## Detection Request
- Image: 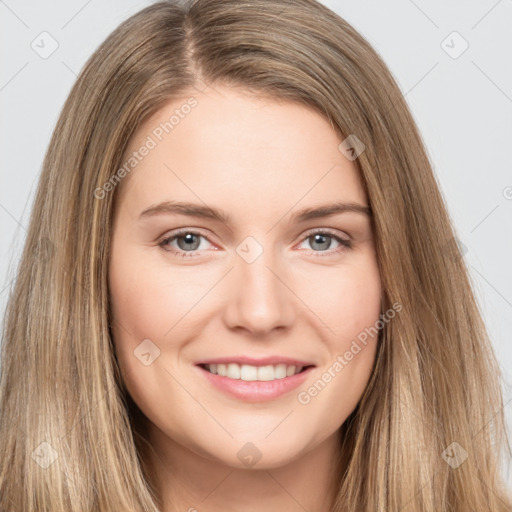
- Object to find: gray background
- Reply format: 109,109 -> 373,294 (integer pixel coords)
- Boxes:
1,0 -> 511,487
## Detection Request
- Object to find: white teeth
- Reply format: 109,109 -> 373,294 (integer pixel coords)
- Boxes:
226,363 -> 241,379
204,363 -> 306,381
274,364 -> 287,379
240,364 -> 258,381
258,365 -> 275,381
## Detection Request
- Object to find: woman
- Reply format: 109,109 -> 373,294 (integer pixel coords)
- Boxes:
0,0 -> 510,510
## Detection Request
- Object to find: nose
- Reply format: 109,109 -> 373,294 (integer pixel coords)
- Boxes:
222,241 -> 296,336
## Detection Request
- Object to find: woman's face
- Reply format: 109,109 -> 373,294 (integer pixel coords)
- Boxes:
109,85 -> 382,470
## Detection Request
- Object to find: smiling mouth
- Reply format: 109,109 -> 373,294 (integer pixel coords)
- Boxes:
198,363 -> 313,382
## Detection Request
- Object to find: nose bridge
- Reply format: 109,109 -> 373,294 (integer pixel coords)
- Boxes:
223,235 -> 295,334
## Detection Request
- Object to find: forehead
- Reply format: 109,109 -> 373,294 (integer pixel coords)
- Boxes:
116,86 -> 367,215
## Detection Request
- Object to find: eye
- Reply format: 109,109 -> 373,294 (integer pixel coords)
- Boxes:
158,230 -> 214,258
157,228 -> 352,259
297,229 -> 352,256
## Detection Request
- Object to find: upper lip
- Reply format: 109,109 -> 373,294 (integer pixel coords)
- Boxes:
195,356 -> 315,367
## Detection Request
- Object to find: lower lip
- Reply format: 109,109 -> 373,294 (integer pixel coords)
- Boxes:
196,365 -> 314,402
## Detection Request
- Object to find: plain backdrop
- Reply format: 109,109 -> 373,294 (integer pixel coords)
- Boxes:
1,0 -> 511,486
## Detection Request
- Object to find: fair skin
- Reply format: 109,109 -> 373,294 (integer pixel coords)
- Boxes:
109,85 -> 382,512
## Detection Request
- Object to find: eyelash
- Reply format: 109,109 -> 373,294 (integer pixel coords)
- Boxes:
157,228 -> 352,258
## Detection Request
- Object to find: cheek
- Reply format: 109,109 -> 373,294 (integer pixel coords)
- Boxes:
108,249 -> 205,343
107,247 -> 219,406
294,257 -> 381,421
108,250 -> 191,420
108,246 -> 174,384
333,262 -> 382,376
300,256 -> 382,343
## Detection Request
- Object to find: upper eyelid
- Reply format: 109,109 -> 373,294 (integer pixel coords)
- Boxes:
301,226 -> 350,239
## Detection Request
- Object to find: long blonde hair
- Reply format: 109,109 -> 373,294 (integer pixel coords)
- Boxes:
1,0 -> 510,510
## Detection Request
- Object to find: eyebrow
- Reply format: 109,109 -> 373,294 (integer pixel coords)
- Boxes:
138,200 -> 372,225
